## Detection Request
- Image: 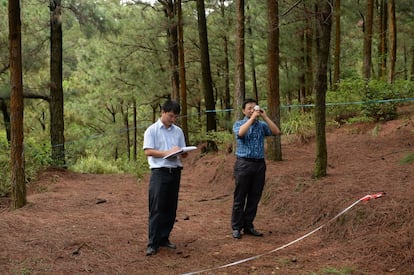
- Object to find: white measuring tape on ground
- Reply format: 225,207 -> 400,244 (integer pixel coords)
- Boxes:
182,192 -> 385,275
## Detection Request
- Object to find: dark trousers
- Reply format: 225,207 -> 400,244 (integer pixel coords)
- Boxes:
231,158 -> 266,231
148,169 -> 181,248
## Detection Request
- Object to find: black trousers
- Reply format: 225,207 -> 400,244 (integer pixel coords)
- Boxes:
231,158 -> 266,231
147,169 -> 181,248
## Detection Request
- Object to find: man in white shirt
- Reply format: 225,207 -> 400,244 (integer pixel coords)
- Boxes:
143,100 -> 188,256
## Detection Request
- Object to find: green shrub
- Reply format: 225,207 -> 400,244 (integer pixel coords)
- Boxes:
70,148 -> 149,178
71,155 -> 122,174
392,79 -> 414,99
361,80 -> 398,121
326,78 -> 412,123
281,110 -> 314,143
326,79 -> 364,124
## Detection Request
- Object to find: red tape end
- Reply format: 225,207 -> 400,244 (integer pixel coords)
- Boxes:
360,192 -> 386,202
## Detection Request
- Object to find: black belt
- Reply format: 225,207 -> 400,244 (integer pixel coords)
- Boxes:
151,167 -> 183,173
238,157 -> 265,163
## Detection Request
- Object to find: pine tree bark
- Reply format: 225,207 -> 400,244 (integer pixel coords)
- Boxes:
362,0 -> 374,80
246,4 -> 258,101
313,0 -> 333,179
377,0 -> 387,79
266,0 -> 282,161
121,104 -> 130,161
133,99 -> 137,161
177,0 -> 189,143
9,0 -> 27,209
50,0 -> 65,166
411,45 -> 414,81
163,0 -> 179,100
387,0 -> 396,83
233,0 -> 245,122
333,0 -> 341,87
0,98 -> 11,143
219,0 -> 231,132
196,0 -> 216,133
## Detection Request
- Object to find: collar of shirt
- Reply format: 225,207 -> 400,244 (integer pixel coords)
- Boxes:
156,119 -> 176,130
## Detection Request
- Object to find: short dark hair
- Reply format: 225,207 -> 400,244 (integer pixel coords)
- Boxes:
242,98 -> 257,109
162,100 -> 181,114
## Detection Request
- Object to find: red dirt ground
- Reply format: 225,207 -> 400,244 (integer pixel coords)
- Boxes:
1,105 -> 413,275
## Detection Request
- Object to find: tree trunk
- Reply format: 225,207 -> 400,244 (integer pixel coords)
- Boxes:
411,45 -> 414,81
403,42 -> 408,80
0,98 -> 11,143
298,32 -> 306,113
387,0 -> 396,83
196,0 -> 216,133
305,21 -> 313,99
233,0 -> 245,122
50,0 -> 65,166
163,0 -> 179,100
333,0 -> 340,88
220,0 -> 231,132
362,0 -> 374,80
9,0 -> 26,209
266,0 -> 281,161
313,0 -> 332,179
133,99 -> 137,161
177,0 -> 189,143
246,4 -> 258,101
107,103 -> 118,160
121,104 -> 130,161
377,0 -> 387,80
298,4 -> 313,113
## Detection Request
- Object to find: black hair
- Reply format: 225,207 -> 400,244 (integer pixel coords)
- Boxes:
242,98 -> 257,109
161,100 -> 181,114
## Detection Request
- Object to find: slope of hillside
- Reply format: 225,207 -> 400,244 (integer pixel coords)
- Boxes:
0,105 -> 413,274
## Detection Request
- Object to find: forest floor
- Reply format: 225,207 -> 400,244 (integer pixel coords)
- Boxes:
1,105 -> 413,275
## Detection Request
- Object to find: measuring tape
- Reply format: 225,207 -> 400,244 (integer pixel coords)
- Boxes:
182,192 -> 385,275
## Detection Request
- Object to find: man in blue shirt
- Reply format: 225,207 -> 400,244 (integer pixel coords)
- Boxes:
143,100 -> 188,256
231,98 -> 281,239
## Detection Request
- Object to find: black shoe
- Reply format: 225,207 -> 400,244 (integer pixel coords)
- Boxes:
146,246 -> 158,256
160,241 -> 176,249
244,228 -> 263,237
232,229 -> 241,239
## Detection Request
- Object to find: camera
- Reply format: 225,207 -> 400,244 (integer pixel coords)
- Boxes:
254,105 -> 263,113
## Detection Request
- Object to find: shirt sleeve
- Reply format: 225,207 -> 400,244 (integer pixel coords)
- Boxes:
143,125 -> 155,150
261,121 -> 273,136
233,120 -> 243,138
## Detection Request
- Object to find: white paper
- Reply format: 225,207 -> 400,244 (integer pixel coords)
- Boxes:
163,146 -> 197,159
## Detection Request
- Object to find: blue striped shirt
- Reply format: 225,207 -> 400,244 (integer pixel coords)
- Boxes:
233,117 -> 273,159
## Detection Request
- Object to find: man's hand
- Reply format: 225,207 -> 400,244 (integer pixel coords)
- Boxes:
166,146 -> 181,157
